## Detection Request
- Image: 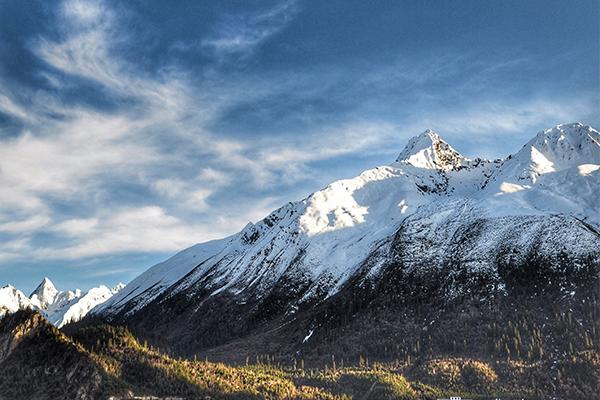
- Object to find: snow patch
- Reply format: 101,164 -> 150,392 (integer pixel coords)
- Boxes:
498,182 -> 526,194
303,329 -> 314,343
578,164 -> 600,176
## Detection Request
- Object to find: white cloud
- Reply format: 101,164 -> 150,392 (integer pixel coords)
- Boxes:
423,99 -> 595,137
63,0 -> 105,24
53,217 -> 99,235
0,93 -> 32,122
152,179 -> 214,211
35,204 -> 272,259
0,238 -> 31,261
38,206 -> 200,258
0,0 -> 210,260
152,179 -> 187,198
0,215 -> 51,233
0,112 -> 160,219
197,168 -> 231,185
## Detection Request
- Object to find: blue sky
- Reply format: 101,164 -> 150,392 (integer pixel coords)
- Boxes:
0,0 -> 598,293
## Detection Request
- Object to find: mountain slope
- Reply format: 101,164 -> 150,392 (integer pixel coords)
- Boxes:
0,309 -> 119,399
97,130 -> 476,318
90,123 -> 600,388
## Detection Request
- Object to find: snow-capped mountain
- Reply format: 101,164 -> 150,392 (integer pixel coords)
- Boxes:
98,123 -> 600,321
29,277 -> 59,310
0,285 -> 35,318
87,123 -> 600,360
43,282 -> 124,327
0,278 -> 125,327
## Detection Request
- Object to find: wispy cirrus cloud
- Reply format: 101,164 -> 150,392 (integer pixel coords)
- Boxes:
0,93 -> 32,122
0,0 -> 302,264
201,0 -> 299,58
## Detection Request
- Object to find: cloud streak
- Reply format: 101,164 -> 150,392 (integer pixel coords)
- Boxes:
202,0 -> 299,58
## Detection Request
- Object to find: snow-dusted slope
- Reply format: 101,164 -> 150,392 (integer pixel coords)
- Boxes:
98,163 -> 440,316
46,285 -> 116,327
478,123 -> 600,226
97,238 -> 234,316
99,129 -> 481,317
97,123 -> 600,322
0,278 -> 125,327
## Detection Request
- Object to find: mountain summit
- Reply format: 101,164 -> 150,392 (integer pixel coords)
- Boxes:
29,277 -> 59,310
395,129 -> 468,171
513,122 -> 600,181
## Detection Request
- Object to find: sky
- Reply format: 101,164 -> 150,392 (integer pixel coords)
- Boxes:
0,0 -> 598,293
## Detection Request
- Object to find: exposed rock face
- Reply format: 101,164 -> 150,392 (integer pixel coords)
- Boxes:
395,129 -> 467,171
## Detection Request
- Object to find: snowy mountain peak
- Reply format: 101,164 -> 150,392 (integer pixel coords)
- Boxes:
32,277 -> 56,294
29,277 -> 59,309
395,129 -> 468,171
532,123 -> 600,151
0,285 -> 35,317
505,123 -> 600,183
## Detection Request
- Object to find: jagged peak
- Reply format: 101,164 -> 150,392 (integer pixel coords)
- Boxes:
395,129 -> 468,171
0,285 -> 28,297
512,123 -> 600,174
534,122 -> 600,146
0,285 -> 34,317
31,277 -> 57,295
29,277 -> 59,308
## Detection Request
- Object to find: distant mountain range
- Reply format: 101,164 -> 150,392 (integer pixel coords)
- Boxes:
0,277 -> 124,327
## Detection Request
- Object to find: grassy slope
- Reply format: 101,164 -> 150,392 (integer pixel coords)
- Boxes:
73,322 -> 599,400
0,308 -> 599,399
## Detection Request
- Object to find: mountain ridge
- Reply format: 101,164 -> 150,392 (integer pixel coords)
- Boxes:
96,122 -> 600,322
0,277 -> 125,327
